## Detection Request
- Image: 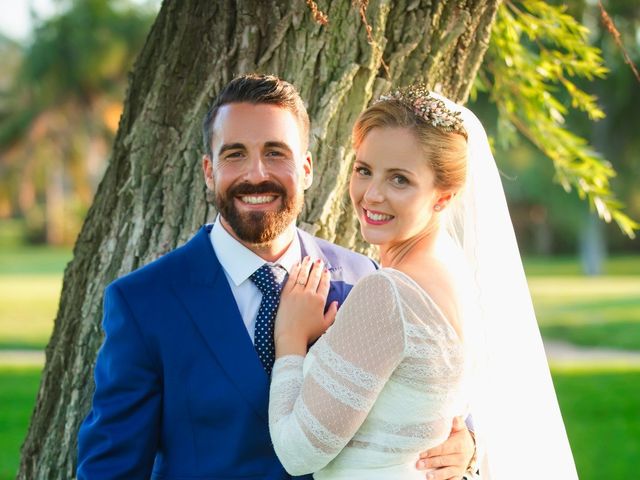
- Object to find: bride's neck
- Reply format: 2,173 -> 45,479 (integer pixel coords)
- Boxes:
379,222 -> 440,269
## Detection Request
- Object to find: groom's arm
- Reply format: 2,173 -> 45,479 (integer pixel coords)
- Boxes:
77,283 -> 161,479
415,416 -> 477,480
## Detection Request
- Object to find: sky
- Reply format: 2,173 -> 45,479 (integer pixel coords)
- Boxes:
0,0 -> 161,42
0,0 -> 58,41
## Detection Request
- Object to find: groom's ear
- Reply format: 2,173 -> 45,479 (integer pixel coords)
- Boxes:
202,155 -> 215,191
302,151 -> 313,190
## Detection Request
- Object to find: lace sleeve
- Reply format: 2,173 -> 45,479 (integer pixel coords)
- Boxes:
269,272 -> 406,475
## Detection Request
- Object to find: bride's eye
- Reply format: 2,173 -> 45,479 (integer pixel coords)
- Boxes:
391,174 -> 409,186
353,165 -> 371,176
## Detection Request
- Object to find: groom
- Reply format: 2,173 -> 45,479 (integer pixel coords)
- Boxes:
77,74 -> 476,479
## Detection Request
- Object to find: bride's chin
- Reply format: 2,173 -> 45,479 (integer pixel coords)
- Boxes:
359,231 -> 385,246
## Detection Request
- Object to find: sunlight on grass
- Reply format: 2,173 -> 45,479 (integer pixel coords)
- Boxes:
524,255 -> 640,277
0,276 -> 61,349
0,231 -> 70,350
528,276 -> 640,299
529,276 -> 640,350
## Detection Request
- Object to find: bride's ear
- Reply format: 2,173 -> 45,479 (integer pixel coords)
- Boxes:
434,191 -> 455,212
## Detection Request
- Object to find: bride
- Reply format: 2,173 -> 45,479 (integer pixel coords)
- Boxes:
268,86 -> 578,479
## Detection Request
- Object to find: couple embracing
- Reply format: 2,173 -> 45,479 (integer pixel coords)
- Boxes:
77,74 -> 577,479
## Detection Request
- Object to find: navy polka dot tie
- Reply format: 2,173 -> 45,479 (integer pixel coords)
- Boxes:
250,264 -> 286,375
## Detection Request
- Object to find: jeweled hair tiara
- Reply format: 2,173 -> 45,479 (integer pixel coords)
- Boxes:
376,84 -> 467,138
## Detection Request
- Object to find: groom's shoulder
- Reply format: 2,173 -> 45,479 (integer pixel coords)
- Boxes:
109,228 -> 205,292
305,231 -> 377,274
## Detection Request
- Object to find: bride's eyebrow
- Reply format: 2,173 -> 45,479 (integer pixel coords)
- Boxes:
387,167 -> 414,176
352,161 -> 414,176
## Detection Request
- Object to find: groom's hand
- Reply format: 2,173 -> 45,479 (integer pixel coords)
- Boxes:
415,416 -> 475,480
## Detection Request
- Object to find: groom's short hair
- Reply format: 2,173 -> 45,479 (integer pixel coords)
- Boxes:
202,74 -> 310,157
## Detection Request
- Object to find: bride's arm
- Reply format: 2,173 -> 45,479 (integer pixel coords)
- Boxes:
269,267 -> 405,475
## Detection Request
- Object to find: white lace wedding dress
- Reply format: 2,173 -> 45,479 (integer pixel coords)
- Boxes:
269,268 -> 469,479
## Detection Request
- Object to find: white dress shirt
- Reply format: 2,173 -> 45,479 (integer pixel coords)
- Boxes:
209,216 -> 302,343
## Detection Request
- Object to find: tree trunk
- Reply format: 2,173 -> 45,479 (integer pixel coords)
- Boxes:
579,77 -> 610,275
18,0 -> 499,477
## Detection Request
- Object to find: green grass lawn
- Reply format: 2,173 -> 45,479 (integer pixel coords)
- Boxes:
552,365 -> 640,479
0,366 -> 42,480
0,244 -> 72,276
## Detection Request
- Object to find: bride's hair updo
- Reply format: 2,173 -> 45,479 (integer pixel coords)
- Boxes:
352,95 -> 468,193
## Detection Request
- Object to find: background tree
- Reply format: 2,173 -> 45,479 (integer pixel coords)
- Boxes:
471,0 -> 639,269
0,0 -> 155,244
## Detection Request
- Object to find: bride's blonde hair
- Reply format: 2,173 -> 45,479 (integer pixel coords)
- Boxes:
352,99 -> 467,192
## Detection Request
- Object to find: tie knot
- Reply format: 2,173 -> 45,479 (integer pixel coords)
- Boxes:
250,264 -> 285,295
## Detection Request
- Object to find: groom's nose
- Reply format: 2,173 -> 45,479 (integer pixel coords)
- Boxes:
244,155 -> 270,183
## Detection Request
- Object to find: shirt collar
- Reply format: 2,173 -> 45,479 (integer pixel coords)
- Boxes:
210,215 -> 301,286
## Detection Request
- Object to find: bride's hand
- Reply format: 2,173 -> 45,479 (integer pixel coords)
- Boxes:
274,256 -> 338,358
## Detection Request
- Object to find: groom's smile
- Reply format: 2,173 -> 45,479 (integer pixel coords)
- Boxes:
239,195 -> 278,206
229,180 -> 287,212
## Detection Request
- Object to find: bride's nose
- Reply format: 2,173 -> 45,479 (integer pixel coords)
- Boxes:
363,181 -> 385,204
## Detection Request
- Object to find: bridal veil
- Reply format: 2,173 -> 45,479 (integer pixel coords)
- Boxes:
435,93 -> 579,479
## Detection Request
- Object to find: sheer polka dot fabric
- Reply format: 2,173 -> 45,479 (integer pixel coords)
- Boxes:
269,269 -> 468,477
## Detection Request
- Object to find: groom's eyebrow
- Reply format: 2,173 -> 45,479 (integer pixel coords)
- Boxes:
264,141 -> 293,154
218,143 -> 245,155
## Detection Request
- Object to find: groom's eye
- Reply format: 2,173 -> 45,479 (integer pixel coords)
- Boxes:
265,150 -> 285,158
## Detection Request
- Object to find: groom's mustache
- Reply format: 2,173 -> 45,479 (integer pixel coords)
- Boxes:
228,181 -> 287,197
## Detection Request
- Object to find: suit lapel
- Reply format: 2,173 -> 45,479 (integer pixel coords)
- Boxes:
171,226 -> 269,423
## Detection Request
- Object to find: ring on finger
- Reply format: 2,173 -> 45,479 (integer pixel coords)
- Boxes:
295,261 -> 311,285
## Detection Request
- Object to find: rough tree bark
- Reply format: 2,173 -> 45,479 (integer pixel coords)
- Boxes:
18,0 -> 499,477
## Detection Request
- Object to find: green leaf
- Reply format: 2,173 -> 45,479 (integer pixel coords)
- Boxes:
481,0 -> 636,238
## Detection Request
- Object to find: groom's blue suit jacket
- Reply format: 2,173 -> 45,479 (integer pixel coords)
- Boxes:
78,225 -> 377,479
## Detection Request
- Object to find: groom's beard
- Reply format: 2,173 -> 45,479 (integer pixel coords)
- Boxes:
215,181 -> 303,245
